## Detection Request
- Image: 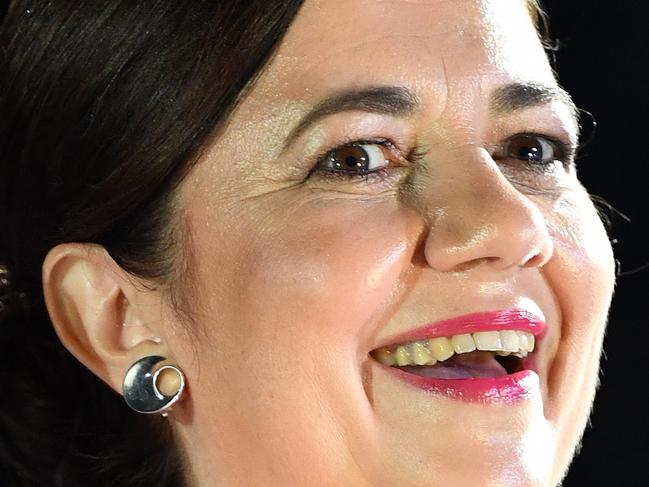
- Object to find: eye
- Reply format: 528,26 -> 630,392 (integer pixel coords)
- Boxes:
500,133 -> 568,165
319,142 -> 391,174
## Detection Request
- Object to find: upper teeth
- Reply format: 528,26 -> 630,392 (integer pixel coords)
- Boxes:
373,330 -> 535,367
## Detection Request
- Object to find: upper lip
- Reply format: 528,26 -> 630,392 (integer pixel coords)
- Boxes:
371,308 -> 546,350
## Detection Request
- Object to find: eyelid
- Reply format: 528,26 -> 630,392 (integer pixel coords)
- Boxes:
309,138 -> 410,176
494,132 -> 577,164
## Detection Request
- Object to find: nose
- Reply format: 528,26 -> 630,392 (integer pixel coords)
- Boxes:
419,149 -> 554,273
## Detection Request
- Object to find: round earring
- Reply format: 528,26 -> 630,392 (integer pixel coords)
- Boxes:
122,355 -> 186,416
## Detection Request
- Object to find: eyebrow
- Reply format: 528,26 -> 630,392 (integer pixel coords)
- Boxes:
283,86 -> 419,149
283,82 -> 578,149
490,82 -> 578,123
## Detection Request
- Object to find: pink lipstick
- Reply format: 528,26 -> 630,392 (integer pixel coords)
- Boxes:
371,308 -> 545,403
377,308 -> 546,348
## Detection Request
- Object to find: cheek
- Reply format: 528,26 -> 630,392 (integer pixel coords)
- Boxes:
541,188 -> 615,472
231,198 -> 419,349
545,188 -> 615,361
185,196 -> 419,473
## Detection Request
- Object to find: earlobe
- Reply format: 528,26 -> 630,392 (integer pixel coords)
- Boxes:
42,243 -> 167,395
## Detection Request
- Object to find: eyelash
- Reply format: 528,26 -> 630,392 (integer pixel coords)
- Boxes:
494,132 -> 577,172
308,138 -> 424,183
308,133 -> 577,182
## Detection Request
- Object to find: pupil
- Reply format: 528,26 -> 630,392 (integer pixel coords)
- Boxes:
333,146 -> 369,171
346,155 -> 358,167
512,136 -> 543,162
522,146 -> 540,160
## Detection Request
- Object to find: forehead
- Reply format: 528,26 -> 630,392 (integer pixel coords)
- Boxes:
257,0 -> 554,104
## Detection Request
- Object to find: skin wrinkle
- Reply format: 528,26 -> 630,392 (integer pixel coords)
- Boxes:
139,1 -> 618,485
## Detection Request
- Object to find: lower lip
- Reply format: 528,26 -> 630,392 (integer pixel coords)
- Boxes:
378,363 -> 539,403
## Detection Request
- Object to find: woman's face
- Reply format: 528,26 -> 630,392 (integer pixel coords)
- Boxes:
167,0 -> 615,485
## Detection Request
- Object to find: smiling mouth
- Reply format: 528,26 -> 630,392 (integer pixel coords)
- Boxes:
371,330 -> 535,380
368,309 -> 545,402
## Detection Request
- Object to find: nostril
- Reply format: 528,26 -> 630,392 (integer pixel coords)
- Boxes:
522,252 -> 546,268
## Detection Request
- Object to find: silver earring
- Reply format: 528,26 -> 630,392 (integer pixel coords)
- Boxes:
122,355 -> 186,416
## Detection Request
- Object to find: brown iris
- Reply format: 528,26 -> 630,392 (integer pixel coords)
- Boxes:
506,134 -> 556,163
326,145 -> 370,172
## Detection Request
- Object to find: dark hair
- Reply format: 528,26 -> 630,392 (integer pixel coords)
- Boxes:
0,1 -> 304,485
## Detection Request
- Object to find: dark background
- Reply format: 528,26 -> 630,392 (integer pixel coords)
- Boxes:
1,1 -> 646,485
542,0 -> 649,485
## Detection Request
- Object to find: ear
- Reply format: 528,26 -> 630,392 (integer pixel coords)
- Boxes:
42,243 -> 168,395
